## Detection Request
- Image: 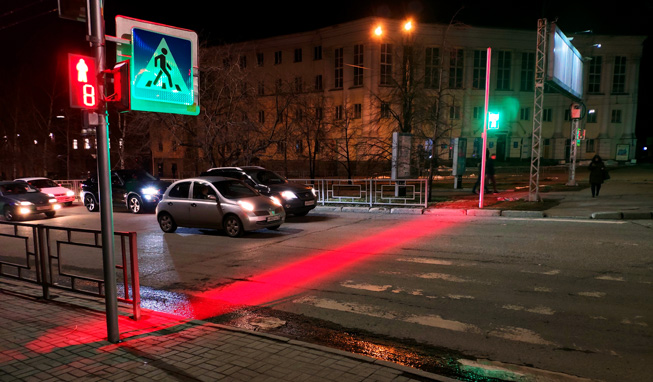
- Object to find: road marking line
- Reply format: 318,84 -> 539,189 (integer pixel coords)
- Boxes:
577,291 -> 606,298
488,326 -> 556,346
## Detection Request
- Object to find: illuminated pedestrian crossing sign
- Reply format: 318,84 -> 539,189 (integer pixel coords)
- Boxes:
131,27 -> 197,114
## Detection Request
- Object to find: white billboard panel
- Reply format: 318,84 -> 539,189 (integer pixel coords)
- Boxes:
547,24 -> 584,100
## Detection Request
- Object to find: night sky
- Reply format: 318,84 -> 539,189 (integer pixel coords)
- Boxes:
1,0 -> 651,137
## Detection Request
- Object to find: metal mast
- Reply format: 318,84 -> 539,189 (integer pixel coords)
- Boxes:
529,19 -> 547,202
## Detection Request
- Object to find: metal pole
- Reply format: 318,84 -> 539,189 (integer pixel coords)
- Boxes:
479,47 -> 491,208
89,0 -> 120,343
566,119 -> 580,186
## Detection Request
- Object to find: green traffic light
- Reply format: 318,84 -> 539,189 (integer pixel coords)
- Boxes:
488,112 -> 500,129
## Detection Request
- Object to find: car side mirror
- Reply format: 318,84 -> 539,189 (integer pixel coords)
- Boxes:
255,184 -> 270,194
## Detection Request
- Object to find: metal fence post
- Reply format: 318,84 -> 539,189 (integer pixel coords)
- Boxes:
36,225 -> 50,300
129,232 -> 141,320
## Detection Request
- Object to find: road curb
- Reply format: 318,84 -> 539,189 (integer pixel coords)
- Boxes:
500,210 -> 545,218
466,209 -> 502,217
591,211 -> 623,219
423,208 -> 466,216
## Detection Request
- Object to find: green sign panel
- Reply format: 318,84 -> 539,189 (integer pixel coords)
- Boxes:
131,27 -> 199,115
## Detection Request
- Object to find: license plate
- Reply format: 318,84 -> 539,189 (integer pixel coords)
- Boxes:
36,206 -> 50,211
267,215 -> 281,222
304,200 -> 315,206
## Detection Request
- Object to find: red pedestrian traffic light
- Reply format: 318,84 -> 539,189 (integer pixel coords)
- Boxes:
68,53 -> 98,109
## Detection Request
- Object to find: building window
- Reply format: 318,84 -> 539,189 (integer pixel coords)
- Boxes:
611,109 -> 622,123
497,51 -> 511,90
353,44 -> 364,87
335,105 -> 343,120
84,138 -> 91,149
472,50 -> 487,90
587,109 -> 597,123
354,104 -> 362,119
588,56 -> 602,93
172,140 -> 178,152
257,81 -> 265,96
520,107 -> 530,121
294,48 -> 302,63
380,102 -> 391,119
473,106 -> 483,119
314,46 -> 322,60
449,48 -> 464,89
239,55 -> 247,69
73,139 -> 78,150
158,141 -> 163,151
256,53 -> 264,67
449,105 -> 460,120
295,140 -> 303,154
543,108 -> 552,122
380,43 -> 393,85
258,111 -> 265,123
274,51 -> 282,65
586,139 -> 595,153
295,76 -> 303,92
425,47 -> 440,89
612,56 -> 626,93
520,52 -> 534,91
315,107 -> 323,120
564,109 -> 571,121
314,75 -> 323,90
334,47 -> 343,89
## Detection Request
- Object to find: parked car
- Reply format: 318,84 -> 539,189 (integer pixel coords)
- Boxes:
14,177 -> 76,206
81,169 -> 170,213
156,176 -> 285,237
200,166 -> 317,216
0,181 -> 61,221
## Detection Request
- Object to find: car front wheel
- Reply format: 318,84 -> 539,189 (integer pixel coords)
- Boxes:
158,213 -> 177,233
128,195 -> 143,214
223,215 -> 244,237
45,211 -> 56,218
3,207 -> 16,221
84,194 -> 99,212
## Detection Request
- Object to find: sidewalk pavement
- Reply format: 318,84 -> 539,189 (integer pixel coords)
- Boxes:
0,279 -> 457,382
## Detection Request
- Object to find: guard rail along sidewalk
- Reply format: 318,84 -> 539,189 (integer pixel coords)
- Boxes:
292,178 -> 428,208
0,221 -> 141,320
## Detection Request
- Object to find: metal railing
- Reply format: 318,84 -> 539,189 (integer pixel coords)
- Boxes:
291,178 -> 428,208
0,221 -> 141,320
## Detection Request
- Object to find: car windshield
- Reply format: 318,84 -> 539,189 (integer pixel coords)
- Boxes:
120,170 -> 157,182
27,179 -> 58,188
213,180 -> 259,199
246,169 -> 287,185
0,183 -> 37,194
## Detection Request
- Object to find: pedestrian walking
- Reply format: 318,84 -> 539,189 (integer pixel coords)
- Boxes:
472,149 -> 497,194
588,154 -> 607,197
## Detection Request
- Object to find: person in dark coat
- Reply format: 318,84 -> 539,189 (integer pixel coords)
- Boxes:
472,149 -> 497,194
588,154 -> 606,197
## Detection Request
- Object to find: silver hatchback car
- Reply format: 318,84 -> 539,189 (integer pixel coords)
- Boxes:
156,176 -> 285,237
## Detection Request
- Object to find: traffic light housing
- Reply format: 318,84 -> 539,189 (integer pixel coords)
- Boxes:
488,112 -> 500,129
105,60 -> 131,111
68,53 -> 98,109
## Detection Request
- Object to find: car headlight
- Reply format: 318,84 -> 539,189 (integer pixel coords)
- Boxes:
19,201 -> 33,206
19,207 -> 31,214
270,196 -> 282,207
66,191 -> 75,197
281,191 -> 297,200
53,204 -> 62,210
238,200 -> 255,212
310,187 -> 318,197
48,193 -> 56,198
141,187 -> 158,195
48,199 -> 58,204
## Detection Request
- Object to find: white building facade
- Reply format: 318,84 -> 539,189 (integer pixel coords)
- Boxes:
224,17 -> 644,167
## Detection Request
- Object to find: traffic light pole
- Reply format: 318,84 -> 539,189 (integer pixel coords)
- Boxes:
89,0 -> 120,344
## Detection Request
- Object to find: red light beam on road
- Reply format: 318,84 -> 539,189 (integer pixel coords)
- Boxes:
187,217 -> 455,319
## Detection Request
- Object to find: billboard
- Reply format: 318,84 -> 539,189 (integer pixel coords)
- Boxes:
547,23 -> 584,101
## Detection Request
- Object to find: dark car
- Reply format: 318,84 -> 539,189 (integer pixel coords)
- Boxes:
0,181 -> 61,221
200,166 -> 317,216
81,169 -> 170,213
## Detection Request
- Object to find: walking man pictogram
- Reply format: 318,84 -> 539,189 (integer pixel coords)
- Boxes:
149,48 -> 173,89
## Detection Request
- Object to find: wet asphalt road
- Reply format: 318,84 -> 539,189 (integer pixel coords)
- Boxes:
7,204 -> 653,382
